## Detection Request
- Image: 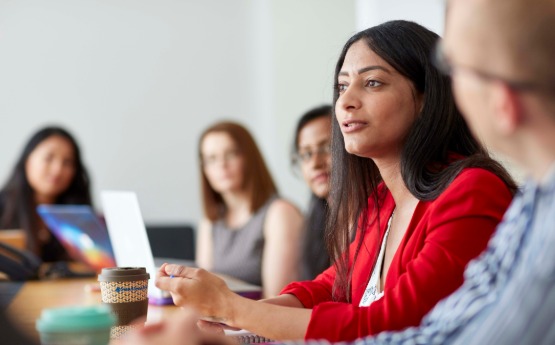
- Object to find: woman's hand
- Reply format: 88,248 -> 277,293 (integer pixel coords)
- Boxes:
196,320 -> 241,335
155,263 -> 238,325
111,308 -> 232,345
156,263 -> 311,340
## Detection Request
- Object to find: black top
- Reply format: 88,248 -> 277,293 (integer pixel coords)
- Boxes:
0,192 -> 70,262
300,196 -> 331,281
1,308 -> 36,345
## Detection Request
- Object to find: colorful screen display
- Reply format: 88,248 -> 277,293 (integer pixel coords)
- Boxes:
37,205 -> 116,272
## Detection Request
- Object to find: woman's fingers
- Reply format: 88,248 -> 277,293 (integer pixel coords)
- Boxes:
164,264 -> 187,277
198,319 -> 240,332
197,320 -> 225,335
156,265 -> 197,292
154,265 -> 233,322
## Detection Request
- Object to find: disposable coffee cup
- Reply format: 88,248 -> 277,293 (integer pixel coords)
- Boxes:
36,305 -> 115,345
98,267 -> 150,339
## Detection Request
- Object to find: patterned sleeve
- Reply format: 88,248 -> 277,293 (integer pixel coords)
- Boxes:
450,182 -> 555,345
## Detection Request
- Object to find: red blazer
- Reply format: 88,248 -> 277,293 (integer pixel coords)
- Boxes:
281,168 -> 512,342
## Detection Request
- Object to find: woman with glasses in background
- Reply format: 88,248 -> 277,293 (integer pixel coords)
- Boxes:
292,105 -> 333,280
195,121 -> 303,297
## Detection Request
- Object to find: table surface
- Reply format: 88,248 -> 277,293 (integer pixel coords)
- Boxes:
6,273 -> 261,341
6,278 -> 182,340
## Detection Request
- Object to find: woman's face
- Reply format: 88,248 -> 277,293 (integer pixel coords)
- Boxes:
25,135 -> 77,202
297,117 -> 332,199
201,131 -> 245,195
335,39 -> 422,161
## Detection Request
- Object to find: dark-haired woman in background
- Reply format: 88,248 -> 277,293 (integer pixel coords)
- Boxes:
292,105 -> 332,281
156,20 -> 515,342
0,126 -> 92,262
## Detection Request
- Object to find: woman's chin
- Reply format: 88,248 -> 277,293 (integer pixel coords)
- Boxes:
311,184 -> 330,199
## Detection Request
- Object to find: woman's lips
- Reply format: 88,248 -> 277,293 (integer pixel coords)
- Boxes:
312,172 -> 329,184
342,119 -> 368,133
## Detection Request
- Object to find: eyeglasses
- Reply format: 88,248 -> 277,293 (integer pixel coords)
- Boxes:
201,149 -> 241,167
293,144 -> 331,164
432,39 -> 553,94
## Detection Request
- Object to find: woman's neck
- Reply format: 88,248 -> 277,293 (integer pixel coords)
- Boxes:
375,157 -> 416,210
34,193 -> 55,205
221,191 -> 252,228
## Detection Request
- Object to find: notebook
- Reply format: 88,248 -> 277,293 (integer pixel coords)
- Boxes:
225,329 -> 275,344
37,205 -> 117,272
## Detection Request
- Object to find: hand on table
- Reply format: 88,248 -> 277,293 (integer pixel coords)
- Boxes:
110,308 -> 232,345
155,263 -> 238,325
196,320 -> 241,335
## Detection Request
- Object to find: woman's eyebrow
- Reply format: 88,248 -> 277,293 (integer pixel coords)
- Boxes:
338,65 -> 391,77
299,139 -> 330,150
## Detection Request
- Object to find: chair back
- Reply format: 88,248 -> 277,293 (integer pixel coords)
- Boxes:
146,224 -> 195,260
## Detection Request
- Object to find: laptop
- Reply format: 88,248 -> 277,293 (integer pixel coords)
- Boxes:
101,191 -> 262,305
37,197 -> 184,304
101,191 -> 173,305
37,205 -> 117,272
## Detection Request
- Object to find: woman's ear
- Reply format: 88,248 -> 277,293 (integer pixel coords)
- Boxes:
491,81 -> 522,135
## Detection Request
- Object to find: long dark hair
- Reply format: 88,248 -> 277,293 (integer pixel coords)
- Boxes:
0,126 -> 92,255
327,20 -> 517,301
292,105 -> 332,280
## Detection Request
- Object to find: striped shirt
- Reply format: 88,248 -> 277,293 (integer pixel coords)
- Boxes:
299,165 -> 555,345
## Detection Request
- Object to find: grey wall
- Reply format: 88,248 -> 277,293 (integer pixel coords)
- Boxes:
0,0 -> 356,223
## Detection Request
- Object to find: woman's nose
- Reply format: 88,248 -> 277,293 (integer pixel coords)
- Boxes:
337,84 -> 362,111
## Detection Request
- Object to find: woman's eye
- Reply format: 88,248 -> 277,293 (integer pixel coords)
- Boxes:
337,83 -> 348,94
366,80 -> 383,88
63,159 -> 75,168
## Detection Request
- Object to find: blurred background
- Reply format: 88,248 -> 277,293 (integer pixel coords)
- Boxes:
0,0 -> 446,224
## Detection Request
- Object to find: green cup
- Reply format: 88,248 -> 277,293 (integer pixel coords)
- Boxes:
36,305 -> 115,345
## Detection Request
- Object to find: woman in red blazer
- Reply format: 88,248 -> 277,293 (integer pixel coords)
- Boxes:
155,20 -> 516,342
280,167 -> 511,341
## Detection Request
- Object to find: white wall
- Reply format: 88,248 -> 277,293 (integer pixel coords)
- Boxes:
355,0 -> 446,34
0,0 -> 356,224
1,1 -> 476,225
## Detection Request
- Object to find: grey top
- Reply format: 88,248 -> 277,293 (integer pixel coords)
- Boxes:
299,165 -> 555,345
212,196 -> 277,286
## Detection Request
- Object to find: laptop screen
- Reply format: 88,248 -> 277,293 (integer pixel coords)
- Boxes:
100,191 -> 262,303
37,205 -> 116,272
101,191 -> 163,300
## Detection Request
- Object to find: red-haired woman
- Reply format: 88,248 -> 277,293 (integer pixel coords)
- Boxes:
195,121 -> 303,297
